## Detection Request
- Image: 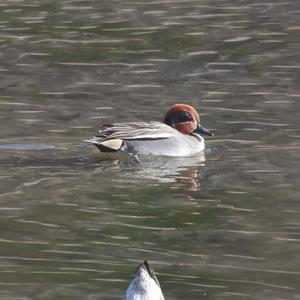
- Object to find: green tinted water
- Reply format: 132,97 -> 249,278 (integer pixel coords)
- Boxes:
0,0 -> 299,299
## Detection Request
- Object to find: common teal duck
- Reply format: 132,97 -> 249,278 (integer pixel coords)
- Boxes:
85,104 -> 213,157
124,260 -> 164,300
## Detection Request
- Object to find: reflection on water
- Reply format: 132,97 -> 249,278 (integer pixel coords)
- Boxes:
92,152 -> 205,187
0,143 -> 56,150
0,0 -> 300,299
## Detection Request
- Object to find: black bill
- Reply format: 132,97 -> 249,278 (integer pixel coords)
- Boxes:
194,124 -> 214,136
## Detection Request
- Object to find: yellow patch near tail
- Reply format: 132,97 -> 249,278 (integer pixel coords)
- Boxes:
100,139 -> 123,151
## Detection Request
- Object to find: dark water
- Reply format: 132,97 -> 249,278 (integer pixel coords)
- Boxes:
0,0 -> 300,299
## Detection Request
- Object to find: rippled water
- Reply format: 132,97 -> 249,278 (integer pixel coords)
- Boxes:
0,0 -> 300,299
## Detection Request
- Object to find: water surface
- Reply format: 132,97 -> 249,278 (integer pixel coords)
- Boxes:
0,0 -> 299,299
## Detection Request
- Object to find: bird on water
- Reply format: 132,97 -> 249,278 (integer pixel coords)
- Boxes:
124,260 -> 165,300
85,104 -> 213,157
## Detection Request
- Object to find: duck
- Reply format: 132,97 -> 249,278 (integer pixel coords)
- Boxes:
85,104 -> 213,157
124,260 -> 165,300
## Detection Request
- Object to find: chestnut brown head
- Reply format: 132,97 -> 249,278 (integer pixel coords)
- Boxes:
164,104 -> 213,136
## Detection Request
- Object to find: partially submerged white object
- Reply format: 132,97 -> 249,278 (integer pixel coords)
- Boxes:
124,260 -> 165,300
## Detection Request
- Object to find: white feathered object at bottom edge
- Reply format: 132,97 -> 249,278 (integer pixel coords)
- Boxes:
124,260 -> 165,300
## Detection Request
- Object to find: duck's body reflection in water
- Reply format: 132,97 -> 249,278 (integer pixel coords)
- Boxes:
124,261 -> 164,300
92,151 -> 206,192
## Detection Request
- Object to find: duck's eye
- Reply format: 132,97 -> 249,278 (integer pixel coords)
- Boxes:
164,110 -> 193,126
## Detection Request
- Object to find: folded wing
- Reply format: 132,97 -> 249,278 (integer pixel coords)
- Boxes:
84,122 -> 176,152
